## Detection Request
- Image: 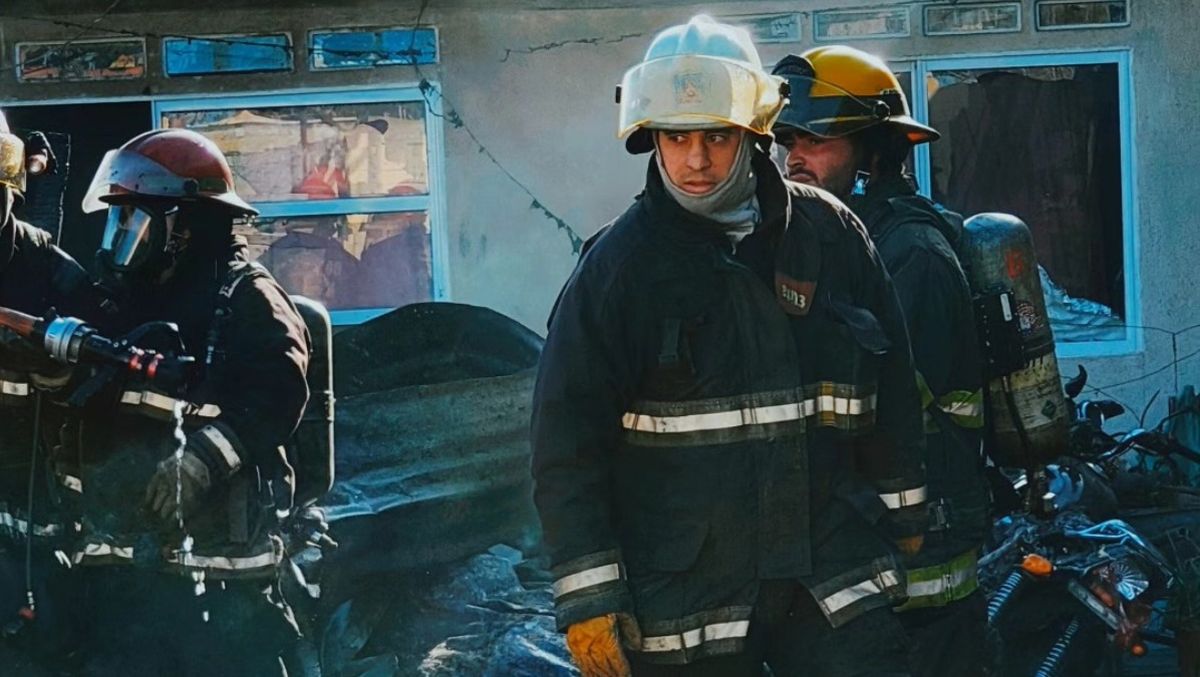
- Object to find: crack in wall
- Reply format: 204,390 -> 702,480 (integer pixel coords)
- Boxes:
500,31 -> 644,62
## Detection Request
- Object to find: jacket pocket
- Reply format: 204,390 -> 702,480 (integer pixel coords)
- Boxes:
802,299 -> 888,433
826,299 -> 891,355
629,519 -> 710,573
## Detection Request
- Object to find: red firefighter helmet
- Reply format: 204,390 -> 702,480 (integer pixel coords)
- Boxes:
85,129 -> 257,272
83,128 -> 256,216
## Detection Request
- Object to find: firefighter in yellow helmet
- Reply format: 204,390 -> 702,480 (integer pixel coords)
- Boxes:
772,47 -> 991,677
0,110 -> 96,672
532,17 -> 928,676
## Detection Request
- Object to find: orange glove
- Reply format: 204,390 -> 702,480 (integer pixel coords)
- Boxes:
895,534 -> 925,557
566,614 -> 631,677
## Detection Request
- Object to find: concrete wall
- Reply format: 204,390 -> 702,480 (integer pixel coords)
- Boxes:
0,0 -> 1196,420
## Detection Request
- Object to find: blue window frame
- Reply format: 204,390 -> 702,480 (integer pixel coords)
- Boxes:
154,86 -> 451,325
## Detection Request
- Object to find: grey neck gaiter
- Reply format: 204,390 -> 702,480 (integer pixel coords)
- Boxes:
655,134 -> 760,245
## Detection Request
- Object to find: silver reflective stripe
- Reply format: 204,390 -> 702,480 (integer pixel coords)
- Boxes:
172,550 -> 280,571
61,475 -> 83,493
120,390 -> 221,418
821,569 -> 902,616
816,394 -> 872,416
0,511 -> 60,537
75,542 -> 279,571
640,620 -> 751,653
74,542 -> 135,562
623,387 -> 876,436
623,401 -> 814,434
879,486 -> 928,510
199,425 -> 241,472
1,380 -> 29,397
907,563 -> 976,599
553,563 -> 622,599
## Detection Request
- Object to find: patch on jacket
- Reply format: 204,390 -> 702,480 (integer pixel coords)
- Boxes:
775,273 -> 815,316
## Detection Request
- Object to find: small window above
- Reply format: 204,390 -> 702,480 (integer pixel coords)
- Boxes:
163,34 -> 293,77
310,27 -> 438,70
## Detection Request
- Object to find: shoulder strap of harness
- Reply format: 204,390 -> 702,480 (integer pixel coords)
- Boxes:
205,261 -> 271,369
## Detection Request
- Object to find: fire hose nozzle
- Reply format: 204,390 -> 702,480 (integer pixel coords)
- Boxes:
41,316 -> 94,364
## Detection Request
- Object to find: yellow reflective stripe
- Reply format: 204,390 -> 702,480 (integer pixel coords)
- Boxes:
120,390 -> 222,418
879,486 -> 928,510
198,425 -> 242,472
553,563 -> 622,599
917,371 -> 984,430
896,549 -> 979,611
623,401 -> 813,434
915,371 -> 935,409
2,380 -> 29,397
936,389 -> 984,428
640,620 -> 751,653
624,384 -> 875,437
816,393 -> 873,416
820,569 -> 902,616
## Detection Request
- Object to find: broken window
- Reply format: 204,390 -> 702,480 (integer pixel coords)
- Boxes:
925,60 -> 1129,347
161,102 -> 429,203
245,212 -> 432,312
157,93 -> 444,324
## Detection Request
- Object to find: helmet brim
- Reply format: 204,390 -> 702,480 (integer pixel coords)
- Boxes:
888,115 -> 940,144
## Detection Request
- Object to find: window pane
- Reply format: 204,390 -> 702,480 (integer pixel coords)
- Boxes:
163,101 -> 429,202
236,212 -> 432,312
310,27 -> 438,69
163,34 -> 292,76
927,64 -> 1125,341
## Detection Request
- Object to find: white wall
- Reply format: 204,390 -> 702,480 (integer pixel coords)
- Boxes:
1,0 -> 1196,421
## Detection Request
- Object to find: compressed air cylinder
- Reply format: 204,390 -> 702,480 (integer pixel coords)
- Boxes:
960,213 -> 1069,467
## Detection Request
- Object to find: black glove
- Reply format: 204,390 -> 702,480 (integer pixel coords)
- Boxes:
23,131 -> 57,176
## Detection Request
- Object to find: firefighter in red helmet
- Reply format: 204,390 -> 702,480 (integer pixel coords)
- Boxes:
62,128 -> 311,676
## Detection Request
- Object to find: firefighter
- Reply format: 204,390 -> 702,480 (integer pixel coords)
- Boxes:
532,16 -> 927,676
0,109 -> 93,669
60,129 -> 309,676
772,47 -> 991,676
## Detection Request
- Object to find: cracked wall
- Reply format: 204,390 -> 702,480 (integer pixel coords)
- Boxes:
0,0 -> 1198,421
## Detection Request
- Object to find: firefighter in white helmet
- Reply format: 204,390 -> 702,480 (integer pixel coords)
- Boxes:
532,15 -> 926,676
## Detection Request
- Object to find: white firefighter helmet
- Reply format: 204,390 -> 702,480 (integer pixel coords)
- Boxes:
617,14 -> 787,154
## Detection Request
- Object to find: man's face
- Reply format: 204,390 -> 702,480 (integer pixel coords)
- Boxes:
776,129 -> 859,198
656,128 -> 743,196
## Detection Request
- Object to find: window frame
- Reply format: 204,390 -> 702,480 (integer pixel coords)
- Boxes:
909,49 -> 1139,358
153,85 -> 452,326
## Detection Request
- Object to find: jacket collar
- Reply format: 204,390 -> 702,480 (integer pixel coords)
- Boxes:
845,173 -> 918,238
639,146 -> 791,247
